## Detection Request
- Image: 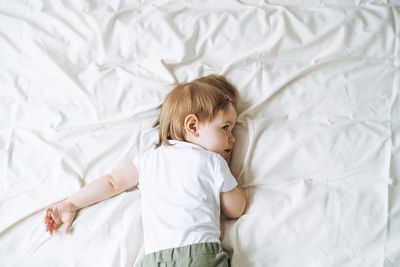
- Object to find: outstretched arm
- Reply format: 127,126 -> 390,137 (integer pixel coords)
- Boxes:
66,163 -> 139,210
44,162 -> 139,235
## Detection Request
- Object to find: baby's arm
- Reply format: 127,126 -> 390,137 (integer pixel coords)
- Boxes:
220,185 -> 246,219
44,163 -> 138,235
66,163 -> 138,210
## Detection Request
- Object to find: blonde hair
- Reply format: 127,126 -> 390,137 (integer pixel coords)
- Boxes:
153,74 -> 238,148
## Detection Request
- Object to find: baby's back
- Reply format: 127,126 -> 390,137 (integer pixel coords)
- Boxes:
135,140 -> 226,255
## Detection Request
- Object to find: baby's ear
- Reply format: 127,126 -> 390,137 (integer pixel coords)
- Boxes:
184,114 -> 199,137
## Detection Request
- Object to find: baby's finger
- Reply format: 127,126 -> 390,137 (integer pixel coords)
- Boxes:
45,216 -> 53,227
50,221 -> 58,235
47,213 -> 57,235
44,218 -> 50,232
44,208 -> 51,223
46,218 -> 54,233
50,207 -> 62,225
64,223 -> 71,235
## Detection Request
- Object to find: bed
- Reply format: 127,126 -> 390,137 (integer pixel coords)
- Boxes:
1,0 -> 399,266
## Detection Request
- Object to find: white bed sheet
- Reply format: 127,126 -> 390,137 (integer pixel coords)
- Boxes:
0,0 -> 399,266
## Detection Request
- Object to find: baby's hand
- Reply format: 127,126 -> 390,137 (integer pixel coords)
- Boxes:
44,201 -> 77,235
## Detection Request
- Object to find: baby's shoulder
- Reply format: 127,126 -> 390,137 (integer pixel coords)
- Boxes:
185,146 -> 225,169
147,141 -> 224,166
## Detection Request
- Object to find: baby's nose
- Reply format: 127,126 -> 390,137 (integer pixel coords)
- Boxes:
230,135 -> 235,143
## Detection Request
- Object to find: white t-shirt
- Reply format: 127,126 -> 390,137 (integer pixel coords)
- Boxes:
133,140 -> 238,255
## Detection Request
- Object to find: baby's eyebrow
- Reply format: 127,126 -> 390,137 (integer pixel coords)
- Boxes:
224,120 -> 236,126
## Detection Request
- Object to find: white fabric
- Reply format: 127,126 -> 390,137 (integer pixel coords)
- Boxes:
134,140 -> 238,254
1,1 -> 399,267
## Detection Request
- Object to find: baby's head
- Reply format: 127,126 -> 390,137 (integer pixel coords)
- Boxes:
154,74 -> 238,163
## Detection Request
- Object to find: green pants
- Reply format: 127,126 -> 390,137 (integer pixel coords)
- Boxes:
141,242 -> 230,267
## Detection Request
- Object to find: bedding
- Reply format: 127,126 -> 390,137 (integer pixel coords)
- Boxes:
0,0 -> 399,266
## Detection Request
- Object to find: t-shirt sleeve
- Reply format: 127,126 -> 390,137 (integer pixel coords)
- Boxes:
216,155 -> 238,192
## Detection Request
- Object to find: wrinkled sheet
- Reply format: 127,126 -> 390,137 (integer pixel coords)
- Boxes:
0,0 -> 399,266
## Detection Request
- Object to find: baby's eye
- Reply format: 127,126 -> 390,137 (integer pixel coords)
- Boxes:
222,125 -> 229,131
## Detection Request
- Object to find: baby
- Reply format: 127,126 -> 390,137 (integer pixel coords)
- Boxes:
44,74 -> 247,267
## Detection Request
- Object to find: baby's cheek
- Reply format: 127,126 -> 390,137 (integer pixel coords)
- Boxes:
207,137 -> 219,150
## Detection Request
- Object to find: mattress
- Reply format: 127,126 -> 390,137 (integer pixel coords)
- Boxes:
0,0 -> 399,266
